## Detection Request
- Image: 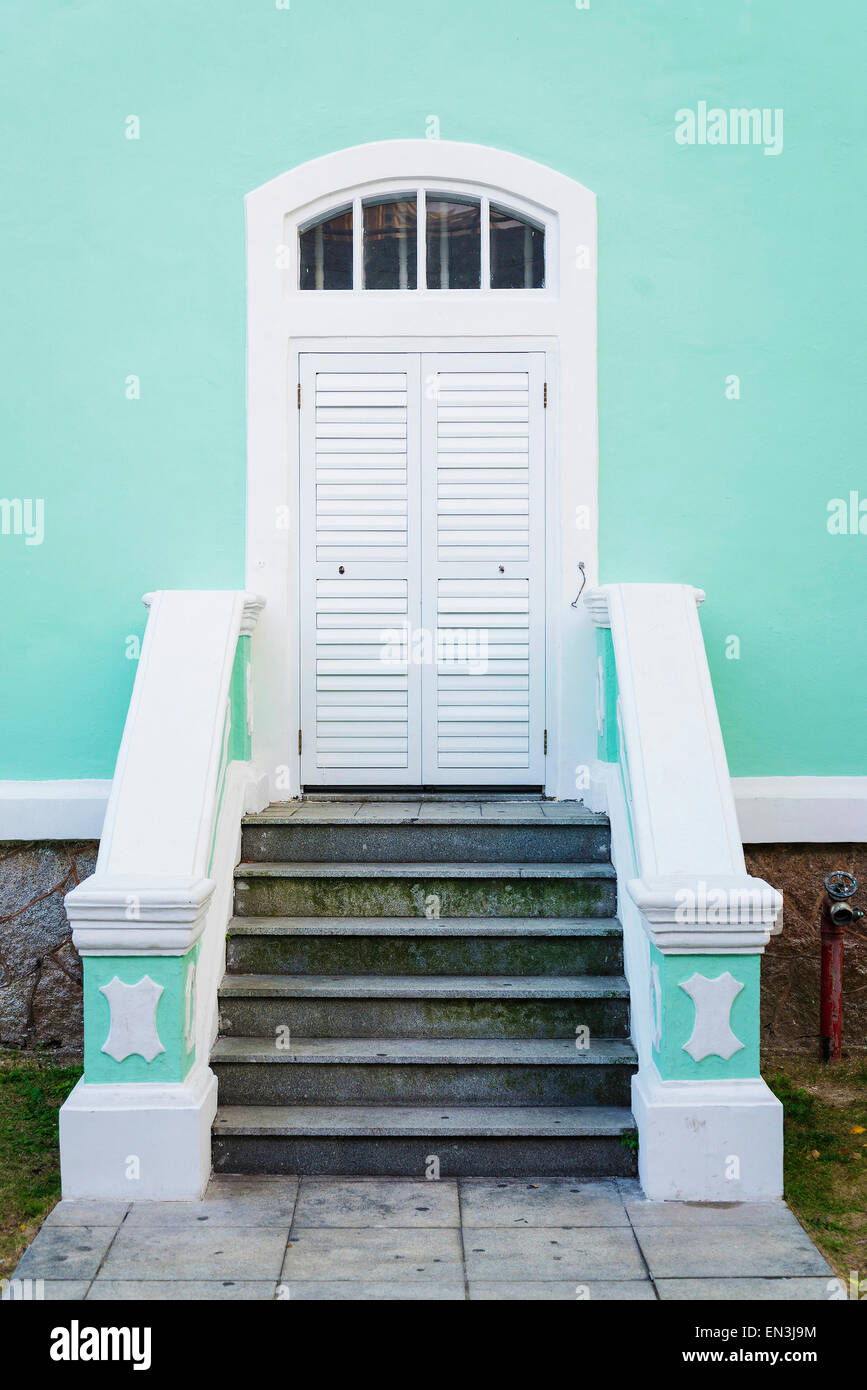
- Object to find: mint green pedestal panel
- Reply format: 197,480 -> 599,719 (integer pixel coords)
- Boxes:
650,944 -> 761,1081
83,945 -> 198,1084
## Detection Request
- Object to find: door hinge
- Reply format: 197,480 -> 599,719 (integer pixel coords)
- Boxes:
297,383 -> 302,409
543,382 -> 548,408
298,728 -> 302,755
543,728 -> 548,755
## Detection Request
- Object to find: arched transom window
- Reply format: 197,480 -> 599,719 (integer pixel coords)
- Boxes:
299,191 -> 546,291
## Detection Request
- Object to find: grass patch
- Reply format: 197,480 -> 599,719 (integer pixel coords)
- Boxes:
0,1051 -> 82,1278
764,1052 -> 867,1281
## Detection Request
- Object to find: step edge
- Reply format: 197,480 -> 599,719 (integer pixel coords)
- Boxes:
226,916 -> 623,936
234,861 -> 617,879
212,1103 -> 636,1137
210,1038 -> 639,1064
218,972 -> 632,998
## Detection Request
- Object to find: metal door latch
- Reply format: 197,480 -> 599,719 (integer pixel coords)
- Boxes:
570,562 -> 587,608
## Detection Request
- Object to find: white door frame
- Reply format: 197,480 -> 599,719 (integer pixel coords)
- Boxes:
245,140 -> 597,800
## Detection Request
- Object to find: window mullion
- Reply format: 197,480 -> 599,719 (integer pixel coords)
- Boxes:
352,195 -> 363,289
417,188 -> 426,290
480,196 -> 490,290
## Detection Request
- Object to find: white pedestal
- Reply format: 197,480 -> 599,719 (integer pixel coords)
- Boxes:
59,1067 -> 217,1200
632,1068 -> 784,1202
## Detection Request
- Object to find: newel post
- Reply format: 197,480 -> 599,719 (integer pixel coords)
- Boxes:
585,583 -> 784,1200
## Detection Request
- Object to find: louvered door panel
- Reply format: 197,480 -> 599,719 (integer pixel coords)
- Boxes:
314,579 -> 409,767
313,369 -> 409,563
421,353 -> 546,784
300,354 -> 421,784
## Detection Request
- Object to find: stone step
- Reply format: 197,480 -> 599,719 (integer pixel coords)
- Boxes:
217,973 -> 630,1040
212,1036 -> 637,1107
226,916 -> 624,977
233,861 -> 617,919
212,1103 -> 638,1178
240,815 -> 609,865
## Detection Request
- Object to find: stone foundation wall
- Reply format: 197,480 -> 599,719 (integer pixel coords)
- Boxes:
0,841 -> 97,1052
748,843 -> 867,1056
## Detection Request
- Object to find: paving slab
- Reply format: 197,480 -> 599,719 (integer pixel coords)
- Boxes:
469,1279 -> 655,1300
124,1177 -> 298,1227
541,802 -> 603,821
99,1224 -> 289,1281
479,802 -> 549,820
626,1199 -> 804,1230
351,802 -> 422,820
87,1280 -> 279,1300
415,802 -> 482,820
207,1175 -> 299,1199
13,1227 -> 119,1282
275,1280 -> 465,1300
292,1177 -> 459,1228
43,1201 -> 130,1228
460,1178 -> 629,1228
464,1226 -> 645,1281
613,1177 -> 644,1199
281,1227 -> 463,1282
10,1174 -> 833,1299
635,1225 -> 831,1279
282,802 -> 361,819
656,1276 -> 846,1301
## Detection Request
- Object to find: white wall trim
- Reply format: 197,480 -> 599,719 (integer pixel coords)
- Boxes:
734,776 -> 867,843
0,781 -> 112,840
245,139 -> 598,800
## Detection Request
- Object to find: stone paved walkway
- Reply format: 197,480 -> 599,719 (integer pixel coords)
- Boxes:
10,1176 -> 839,1301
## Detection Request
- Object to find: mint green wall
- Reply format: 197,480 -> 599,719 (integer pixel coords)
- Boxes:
2,1 -> 864,779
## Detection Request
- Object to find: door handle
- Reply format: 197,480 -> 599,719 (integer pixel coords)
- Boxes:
570,561 -> 587,608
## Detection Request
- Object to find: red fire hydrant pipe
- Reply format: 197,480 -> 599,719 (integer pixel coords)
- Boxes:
819,900 -> 845,1062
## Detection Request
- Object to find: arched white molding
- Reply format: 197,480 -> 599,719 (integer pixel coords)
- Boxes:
245,140 -> 597,799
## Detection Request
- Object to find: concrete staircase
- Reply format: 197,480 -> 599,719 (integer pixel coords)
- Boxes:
211,797 -> 637,1177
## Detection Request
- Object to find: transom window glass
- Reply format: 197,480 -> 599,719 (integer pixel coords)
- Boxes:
426,196 -> 480,289
363,196 -> 417,289
490,204 -> 545,289
298,191 -> 545,290
299,205 -> 353,290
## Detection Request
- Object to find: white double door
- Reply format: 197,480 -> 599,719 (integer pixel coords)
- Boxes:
300,349 -> 547,787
